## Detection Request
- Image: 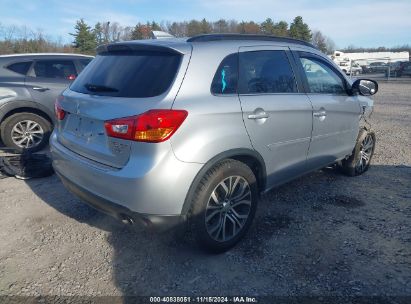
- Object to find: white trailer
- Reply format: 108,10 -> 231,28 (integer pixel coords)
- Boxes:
332,51 -> 409,65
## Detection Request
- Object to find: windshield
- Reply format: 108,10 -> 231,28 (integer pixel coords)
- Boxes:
70,50 -> 182,98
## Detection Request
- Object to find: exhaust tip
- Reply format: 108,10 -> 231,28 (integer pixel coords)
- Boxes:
120,215 -> 134,225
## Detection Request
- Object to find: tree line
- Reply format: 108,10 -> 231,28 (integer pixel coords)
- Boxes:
341,45 -> 411,53
0,17 -> 333,55
1,18 -> 410,56
71,16 -> 338,54
0,23 -> 74,54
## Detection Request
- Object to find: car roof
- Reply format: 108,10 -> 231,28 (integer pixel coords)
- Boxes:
186,34 -> 316,48
98,34 -> 318,55
0,53 -> 94,59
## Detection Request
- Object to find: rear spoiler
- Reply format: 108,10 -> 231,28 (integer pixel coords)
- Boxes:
96,42 -> 183,55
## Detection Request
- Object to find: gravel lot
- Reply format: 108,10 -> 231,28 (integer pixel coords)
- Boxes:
0,82 -> 410,299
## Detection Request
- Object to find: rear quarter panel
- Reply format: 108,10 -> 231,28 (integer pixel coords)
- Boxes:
171,43 -> 253,164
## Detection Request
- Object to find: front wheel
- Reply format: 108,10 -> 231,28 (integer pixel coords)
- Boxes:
188,159 -> 258,252
340,129 -> 376,176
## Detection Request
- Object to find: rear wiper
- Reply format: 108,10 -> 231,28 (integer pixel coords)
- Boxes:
84,83 -> 119,92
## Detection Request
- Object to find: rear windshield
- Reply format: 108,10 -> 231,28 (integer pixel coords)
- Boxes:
70,50 -> 182,98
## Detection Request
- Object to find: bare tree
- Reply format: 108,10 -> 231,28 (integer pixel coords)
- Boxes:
312,30 -> 336,54
0,23 -> 74,55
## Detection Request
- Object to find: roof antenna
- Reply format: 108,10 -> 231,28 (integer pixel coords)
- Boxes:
151,31 -> 175,39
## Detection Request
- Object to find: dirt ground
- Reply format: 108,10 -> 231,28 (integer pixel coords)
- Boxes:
0,82 -> 410,299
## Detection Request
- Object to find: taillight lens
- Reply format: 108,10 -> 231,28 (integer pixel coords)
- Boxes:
104,110 -> 188,143
55,96 -> 66,120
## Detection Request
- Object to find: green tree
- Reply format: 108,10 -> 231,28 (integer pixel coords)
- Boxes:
187,20 -> 202,36
70,19 -> 96,53
94,22 -> 104,45
131,23 -> 151,40
214,19 -> 229,33
273,21 -> 288,37
151,21 -> 162,31
200,18 -> 212,34
260,18 -> 276,34
131,23 -> 143,40
289,16 -> 311,41
237,21 -> 260,34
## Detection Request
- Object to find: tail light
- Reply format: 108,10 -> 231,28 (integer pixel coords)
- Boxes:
67,74 -> 76,80
55,96 -> 66,120
104,109 -> 188,143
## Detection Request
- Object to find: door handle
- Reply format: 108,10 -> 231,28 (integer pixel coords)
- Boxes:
248,112 -> 269,119
32,87 -> 50,92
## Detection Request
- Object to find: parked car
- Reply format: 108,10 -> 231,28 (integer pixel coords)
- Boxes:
360,64 -> 372,74
384,61 -> 403,77
369,61 -> 388,73
50,34 -> 378,252
338,61 -> 362,76
397,61 -> 411,77
0,53 -> 93,151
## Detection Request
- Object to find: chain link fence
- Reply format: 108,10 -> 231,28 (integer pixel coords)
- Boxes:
333,56 -> 411,82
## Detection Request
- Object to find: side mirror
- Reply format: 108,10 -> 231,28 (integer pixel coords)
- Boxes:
351,79 -> 378,96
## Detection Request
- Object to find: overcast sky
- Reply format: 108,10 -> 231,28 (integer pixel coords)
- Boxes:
0,0 -> 410,48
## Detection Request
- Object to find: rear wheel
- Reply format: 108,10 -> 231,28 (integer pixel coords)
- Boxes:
188,159 -> 258,252
340,129 -> 375,176
1,112 -> 52,153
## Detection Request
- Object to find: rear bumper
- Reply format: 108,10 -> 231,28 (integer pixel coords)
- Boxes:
50,131 -> 203,217
57,171 -> 183,231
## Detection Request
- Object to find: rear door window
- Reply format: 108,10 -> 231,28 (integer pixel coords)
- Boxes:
239,50 -> 297,94
33,60 -> 77,79
6,61 -> 32,75
70,50 -> 182,98
211,53 -> 238,95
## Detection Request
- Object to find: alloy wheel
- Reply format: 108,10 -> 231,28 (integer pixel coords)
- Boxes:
205,176 -> 252,242
11,120 -> 44,149
356,134 -> 374,173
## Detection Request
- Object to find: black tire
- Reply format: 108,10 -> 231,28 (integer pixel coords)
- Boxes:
340,128 -> 376,177
1,112 -> 52,153
188,159 -> 258,253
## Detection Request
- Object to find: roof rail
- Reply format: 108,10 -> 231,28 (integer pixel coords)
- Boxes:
187,34 -> 317,49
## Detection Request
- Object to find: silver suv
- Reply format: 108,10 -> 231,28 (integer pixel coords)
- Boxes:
50,34 -> 378,252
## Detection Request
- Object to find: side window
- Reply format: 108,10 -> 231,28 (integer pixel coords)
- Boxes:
211,53 -> 238,95
299,56 -> 347,95
6,61 -> 32,75
33,60 -> 77,79
78,59 -> 92,73
238,50 -> 297,94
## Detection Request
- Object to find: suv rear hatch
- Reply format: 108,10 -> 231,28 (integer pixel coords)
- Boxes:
57,42 -> 191,168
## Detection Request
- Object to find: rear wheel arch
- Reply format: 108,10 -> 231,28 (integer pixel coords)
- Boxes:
181,148 -> 266,216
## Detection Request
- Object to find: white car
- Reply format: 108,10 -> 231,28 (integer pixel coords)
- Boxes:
339,61 -> 362,76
